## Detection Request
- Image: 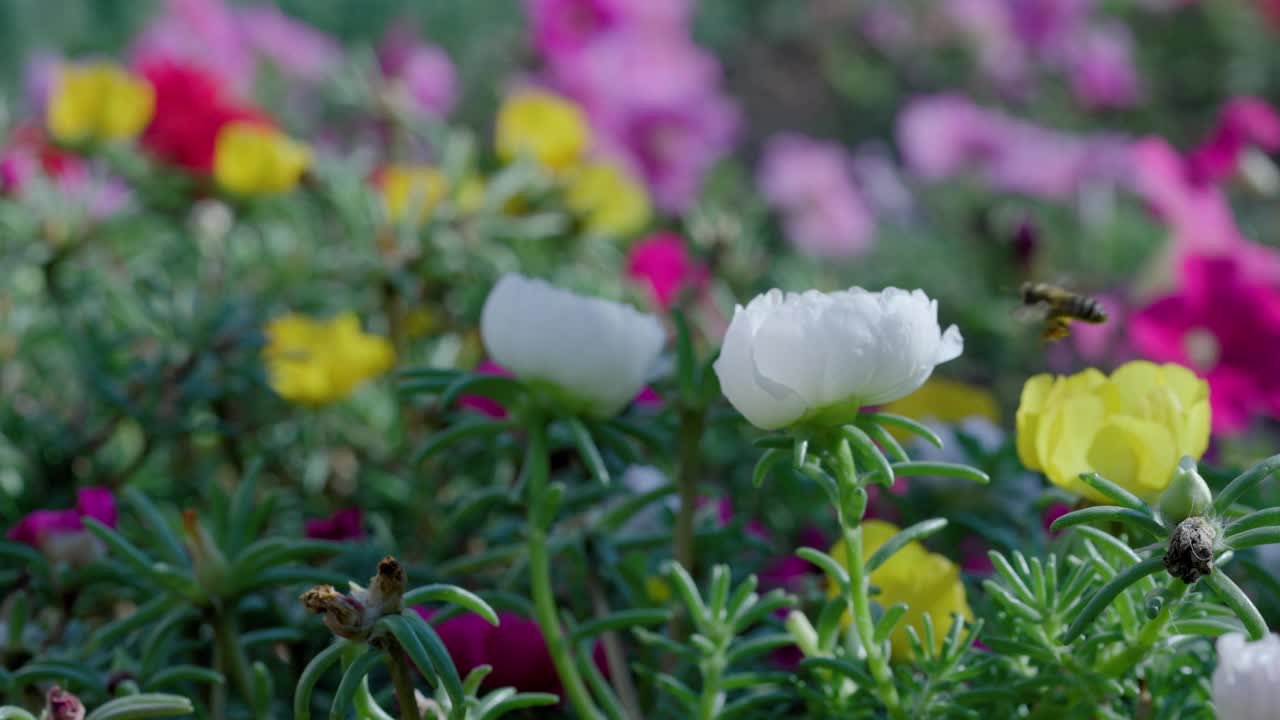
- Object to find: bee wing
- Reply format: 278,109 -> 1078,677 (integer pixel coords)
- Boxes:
1011,302 -> 1051,323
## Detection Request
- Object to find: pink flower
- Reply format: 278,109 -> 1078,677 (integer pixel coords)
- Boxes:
304,508 -> 365,541
1064,23 -> 1141,109
625,232 -> 706,309
959,536 -> 995,575
1070,293 -> 1127,362
897,94 -> 1132,199
545,26 -> 738,211
1130,254 -> 1280,433
1186,97 -> 1280,187
525,0 -> 689,59
237,5 -> 341,83
7,487 -> 116,567
377,26 -> 458,117
758,134 -> 876,259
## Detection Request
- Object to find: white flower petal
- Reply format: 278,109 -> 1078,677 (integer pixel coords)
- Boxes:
480,273 -> 665,417
713,285 -> 963,430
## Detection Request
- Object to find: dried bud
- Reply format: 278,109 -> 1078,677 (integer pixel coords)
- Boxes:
45,686 -> 85,720
183,509 -> 227,591
366,555 -> 406,615
300,556 -> 407,640
301,584 -> 369,640
1157,457 -> 1213,524
1165,516 -> 1217,584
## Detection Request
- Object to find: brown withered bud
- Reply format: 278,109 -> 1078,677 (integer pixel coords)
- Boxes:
1164,516 -> 1216,584
300,584 -> 368,640
45,685 -> 86,720
366,555 -> 407,614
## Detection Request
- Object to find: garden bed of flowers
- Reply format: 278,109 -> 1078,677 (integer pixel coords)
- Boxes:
3,1 -> 1280,718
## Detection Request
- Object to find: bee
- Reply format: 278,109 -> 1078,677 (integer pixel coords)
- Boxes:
1017,282 -> 1107,342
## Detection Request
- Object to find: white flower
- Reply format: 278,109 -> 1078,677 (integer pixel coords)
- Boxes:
1214,632 -> 1280,720
713,287 -> 963,430
481,273 -> 665,418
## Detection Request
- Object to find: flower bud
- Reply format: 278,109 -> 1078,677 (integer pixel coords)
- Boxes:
44,685 -> 85,720
183,510 -> 228,592
785,610 -> 821,659
1165,516 -> 1217,584
1157,456 -> 1213,524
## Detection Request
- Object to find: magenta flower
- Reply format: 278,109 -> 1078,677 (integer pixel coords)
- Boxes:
758,134 -> 876,259
460,361 -> 515,419
1041,503 -> 1072,536
524,0 -> 689,60
1131,254 -> 1280,433
1186,97 -> 1280,186
959,536 -> 995,575
304,508 -> 365,541
1064,23 -> 1141,109
416,609 -> 606,695
625,232 -> 706,309
377,26 -> 458,117
7,487 -> 116,567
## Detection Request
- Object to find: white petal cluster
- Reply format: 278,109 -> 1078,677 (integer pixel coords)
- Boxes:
713,287 -> 963,430
1214,632 -> 1280,720
481,273 -> 666,418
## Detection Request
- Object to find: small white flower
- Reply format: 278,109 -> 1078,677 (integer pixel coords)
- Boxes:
713,287 -> 962,430
481,273 -> 665,418
1213,632 -> 1280,720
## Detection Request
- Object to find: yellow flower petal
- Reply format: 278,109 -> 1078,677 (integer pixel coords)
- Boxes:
564,161 -> 651,237
1015,374 -> 1055,471
1087,416 -> 1179,500
262,311 -> 394,405
214,122 -> 310,196
47,62 -> 154,144
495,89 -> 590,172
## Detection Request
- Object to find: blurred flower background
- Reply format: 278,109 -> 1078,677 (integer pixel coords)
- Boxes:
2,0 -> 1280,717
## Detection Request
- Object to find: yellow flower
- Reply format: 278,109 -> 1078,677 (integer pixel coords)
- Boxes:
645,576 -> 672,604
827,520 -> 971,662
879,378 -> 1001,441
379,165 -> 485,225
47,62 -> 155,144
564,161 -> 651,237
495,89 -> 590,172
1016,360 -> 1211,502
263,312 -> 395,405
214,122 -> 311,196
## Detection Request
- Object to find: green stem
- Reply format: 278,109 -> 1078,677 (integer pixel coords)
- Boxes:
212,610 -> 256,717
831,440 -> 904,720
697,650 -> 725,720
385,640 -> 422,720
672,406 -> 706,644
524,417 -> 603,720
1098,580 -> 1190,678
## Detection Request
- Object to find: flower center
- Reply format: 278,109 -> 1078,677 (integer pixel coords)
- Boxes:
1183,327 -> 1220,371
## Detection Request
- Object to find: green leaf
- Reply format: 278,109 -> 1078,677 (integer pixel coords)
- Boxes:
706,565 -> 732,620
89,595 -> 175,651
240,627 -> 305,649
988,552 -> 1036,604
81,518 -> 158,582
662,561 -> 708,630
1051,507 -> 1166,538
0,709 -> 38,720
797,548 -> 849,592
886,461 -> 989,484
843,424 -> 894,488
412,419 -> 516,465
478,693 -> 560,720
0,542 -> 43,576
1226,527 -> 1280,551
295,641 -> 346,720
652,674 -> 698,711
230,538 -> 343,578
1213,454 -> 1280,514
751,436 -> 793,450
865,518 -> 948,573
858,412 -> 942,448
146,665 -> 224,688
438,374 -> 525,412
797,657 -> 872,685
569,609 -> 670,644
234,566 -> 347,594
83,694 -> 194,720
329,648 -> 384,720
1203,572 -> 1268,641
1226,507 -> 1280,537
725,634 -> 795,666
403,584 -> 499,627
1077,472 -> 1150,514
11,661 -> 105,694
380,614 -> 440,684
793,438 -> 809,469
574,639 -> 626,720
874,603 -> 909,645
122,488 -> 187,566
859,422 -> 908,462
1063,555 -> 1166,642
752,448 -> 788,488
565,416 -> 610,485
1169,617 -> 1246,637
982,580 -> 1044,623
720,691 -> 794,720
401,609 -> 466,712
598,482 -> 675,531
225,460 -> 263,557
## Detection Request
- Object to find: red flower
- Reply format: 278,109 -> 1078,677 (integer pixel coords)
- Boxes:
138,60 -> 269,173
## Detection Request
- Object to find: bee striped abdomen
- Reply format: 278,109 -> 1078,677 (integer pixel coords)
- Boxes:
1069,295 -> 1107,323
